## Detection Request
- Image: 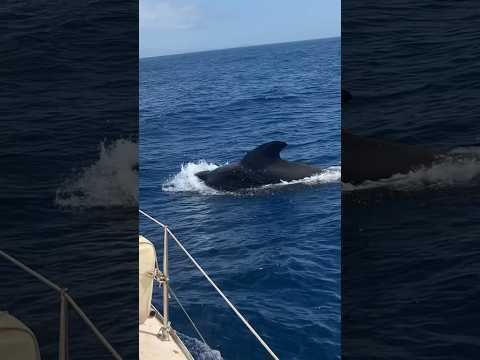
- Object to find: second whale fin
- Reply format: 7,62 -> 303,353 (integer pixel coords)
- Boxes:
241,141 -> 287,169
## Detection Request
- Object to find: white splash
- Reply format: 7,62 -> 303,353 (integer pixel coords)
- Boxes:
162,160 -> 221,195
55,139 -> 138,208
343,148 -> 480,192
162,161 -> 340,195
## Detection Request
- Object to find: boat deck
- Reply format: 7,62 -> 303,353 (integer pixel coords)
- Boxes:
139,313 -> 193,360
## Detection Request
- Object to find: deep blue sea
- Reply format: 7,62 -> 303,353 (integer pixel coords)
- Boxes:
342,1 -> 480,358
140,38 -> 340,360
0,1 -> 137,359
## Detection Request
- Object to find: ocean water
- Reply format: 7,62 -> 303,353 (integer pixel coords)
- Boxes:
140,38 -> 340,360
0,1 -> 138,359
342,1 -> 480,358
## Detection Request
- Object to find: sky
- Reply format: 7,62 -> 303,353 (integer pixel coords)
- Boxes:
140,0 -> 340,58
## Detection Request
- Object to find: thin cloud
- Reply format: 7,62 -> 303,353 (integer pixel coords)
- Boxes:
140,0 -> 201,30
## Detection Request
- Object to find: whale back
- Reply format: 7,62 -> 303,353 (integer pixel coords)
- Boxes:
195,141 -> 321,190
196,163 -> 263,191
342,130 -> 437,184
241,141 -> 287,170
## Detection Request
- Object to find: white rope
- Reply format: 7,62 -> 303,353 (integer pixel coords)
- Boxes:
0,250 -> 121,359
139,209 -> 280,360
139,209 -> 166,228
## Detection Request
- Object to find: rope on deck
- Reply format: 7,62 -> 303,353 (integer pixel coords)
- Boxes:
140,209 -> 280,360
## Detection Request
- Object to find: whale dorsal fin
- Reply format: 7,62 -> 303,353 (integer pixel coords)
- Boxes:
241,141 -> 287,169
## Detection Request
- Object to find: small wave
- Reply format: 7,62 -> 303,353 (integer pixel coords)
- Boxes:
55,139 -> 138,208
343,147 -> 480,192
227,94 -> 299,109
162,161 -> 340,195
261,166 -> 341,189
179,334 -> 223,360
448,145 -> 480,156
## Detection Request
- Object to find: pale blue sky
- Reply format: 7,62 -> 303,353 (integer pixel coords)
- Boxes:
140,0 -> 340,58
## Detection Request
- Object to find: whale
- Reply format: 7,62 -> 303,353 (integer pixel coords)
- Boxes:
341,89 -> 439,183
195,141 -> 322,191
342,89 -> 352,105
342,129 -> 439,184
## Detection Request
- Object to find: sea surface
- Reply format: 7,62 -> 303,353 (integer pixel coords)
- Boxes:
342,1 -> 480,359
0,1 -> 138,359
140,38 -> 340,360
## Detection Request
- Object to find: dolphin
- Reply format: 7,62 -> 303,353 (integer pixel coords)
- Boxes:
195,141 -> 321,191
342,129 -> 438,184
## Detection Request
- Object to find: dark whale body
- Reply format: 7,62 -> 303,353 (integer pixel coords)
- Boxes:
342,89 -> 352,105
195,141 -> 321,191
342,89 -> 440,184
342,130 -> 438,184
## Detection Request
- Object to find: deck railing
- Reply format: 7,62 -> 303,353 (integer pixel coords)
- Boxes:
139,209 -> 280,360
0,250 -> 121,360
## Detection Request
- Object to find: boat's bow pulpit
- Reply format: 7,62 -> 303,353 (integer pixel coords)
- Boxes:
139,235 -> 193,360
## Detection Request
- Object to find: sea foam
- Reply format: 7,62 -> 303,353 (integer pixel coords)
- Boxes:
55,139 -> 138,207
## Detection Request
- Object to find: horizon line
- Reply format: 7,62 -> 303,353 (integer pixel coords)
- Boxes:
140,35 -> 340,60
